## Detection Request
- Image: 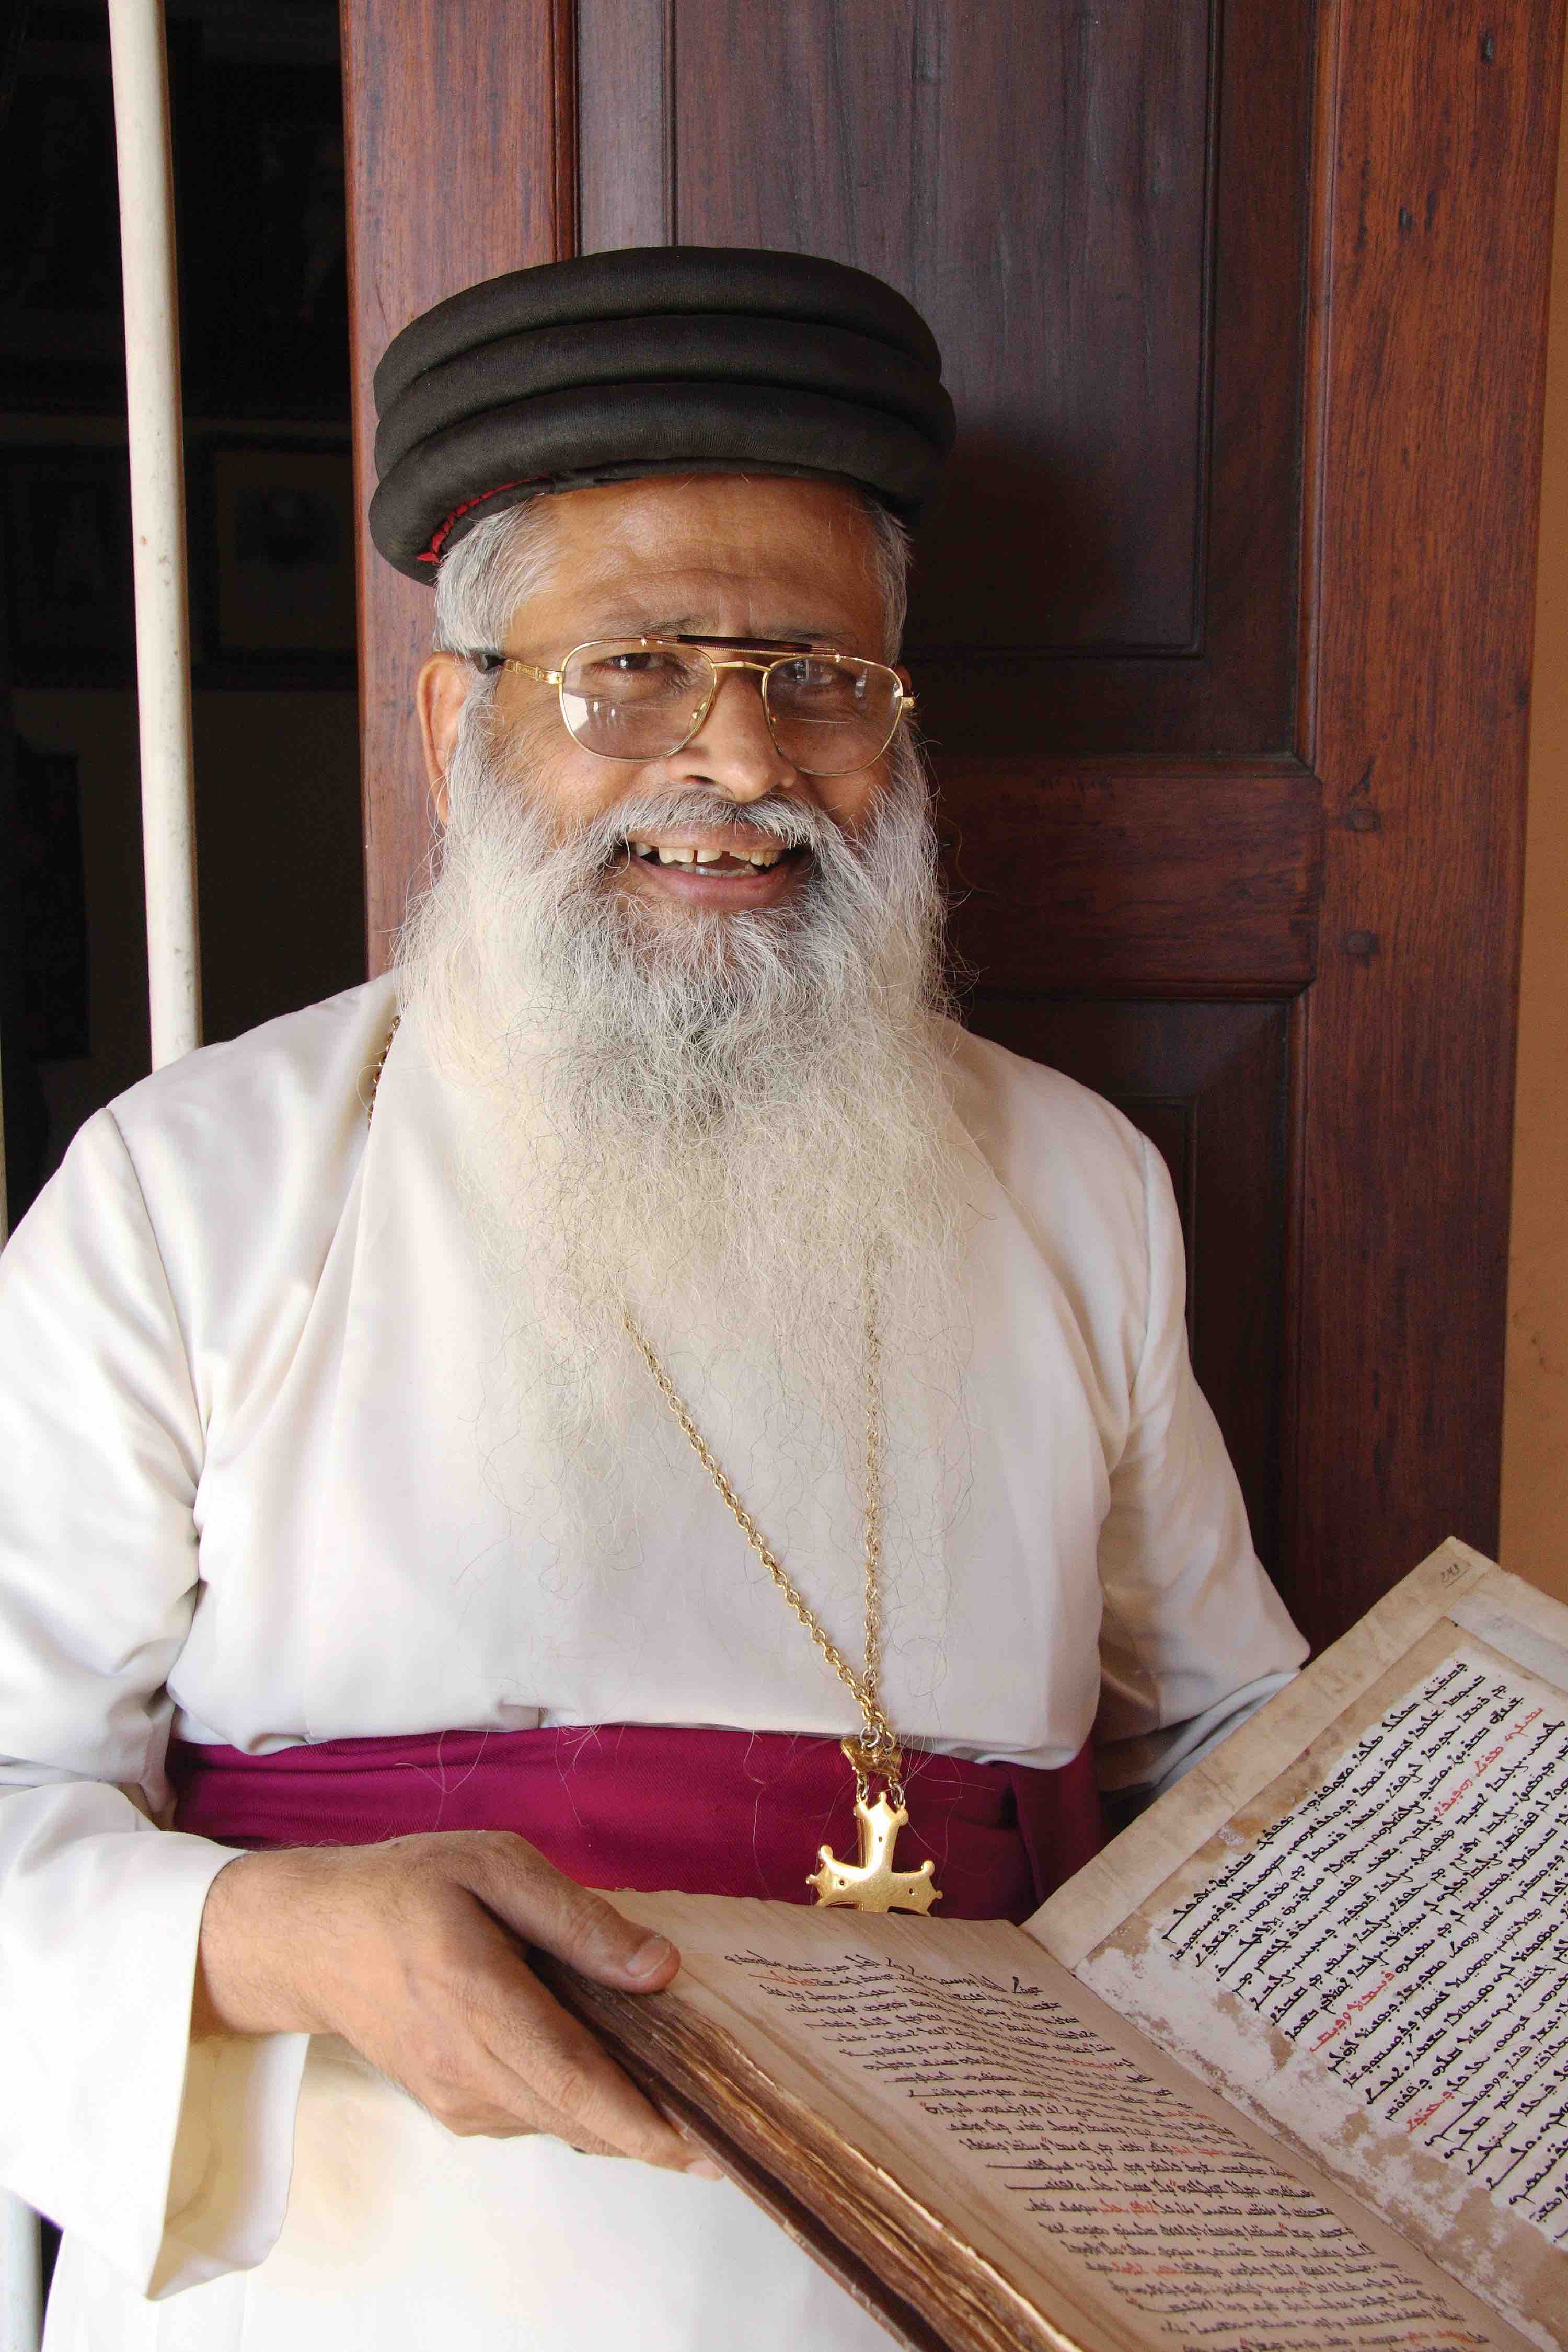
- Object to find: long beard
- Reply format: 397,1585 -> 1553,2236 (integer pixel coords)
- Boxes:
393,691 -> 975,1569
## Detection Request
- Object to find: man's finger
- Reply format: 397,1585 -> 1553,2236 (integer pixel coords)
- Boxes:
481,1961 -> 696,2170
462,1835 -> 681,1991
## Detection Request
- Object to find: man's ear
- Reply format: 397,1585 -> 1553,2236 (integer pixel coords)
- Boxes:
416,654 -> 475,825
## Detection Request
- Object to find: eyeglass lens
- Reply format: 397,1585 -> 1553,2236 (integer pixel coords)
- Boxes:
557,641 -> 901,776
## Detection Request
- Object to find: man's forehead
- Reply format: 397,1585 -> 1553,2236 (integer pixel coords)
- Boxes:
552,581 -> 872,640
545,471 -> 872,558
525,477 -> 884,641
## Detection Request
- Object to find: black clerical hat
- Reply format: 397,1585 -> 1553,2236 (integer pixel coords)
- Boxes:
368,247 -> 955,581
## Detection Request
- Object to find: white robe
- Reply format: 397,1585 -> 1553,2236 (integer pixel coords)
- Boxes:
0,975 -> 1305,2349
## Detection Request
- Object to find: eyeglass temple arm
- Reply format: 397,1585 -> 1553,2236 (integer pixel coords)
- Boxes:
470,653 -> 561,683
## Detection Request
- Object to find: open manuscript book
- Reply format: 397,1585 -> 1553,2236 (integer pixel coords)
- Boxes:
538,1541 -> 1568,2352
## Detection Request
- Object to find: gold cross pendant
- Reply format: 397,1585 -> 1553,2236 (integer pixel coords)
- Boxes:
808,1792 -> 942,1914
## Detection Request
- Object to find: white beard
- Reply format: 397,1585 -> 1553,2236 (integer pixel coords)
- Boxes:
393,689 -> 976,1580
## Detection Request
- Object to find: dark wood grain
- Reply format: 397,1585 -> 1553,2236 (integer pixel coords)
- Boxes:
672,0 -> 1212,652
936,758 -> 1322,997
967,999 -> 1289,1588
342,0 -> 573,970
578,0 -> 1312,755
577,0 -> 667,246
1283,0 -> 1565,1650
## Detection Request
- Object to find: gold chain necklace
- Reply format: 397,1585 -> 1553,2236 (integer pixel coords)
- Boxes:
368,1019 -> 938,1913
624,1305 -> 941,1916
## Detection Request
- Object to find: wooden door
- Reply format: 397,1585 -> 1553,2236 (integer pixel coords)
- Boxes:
342,0 -> 1564,1651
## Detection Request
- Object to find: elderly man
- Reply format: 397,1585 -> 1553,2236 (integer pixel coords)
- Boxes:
0,249 -> 1304,2350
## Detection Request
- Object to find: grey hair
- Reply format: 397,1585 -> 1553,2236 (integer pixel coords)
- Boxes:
431,485 -> 913,665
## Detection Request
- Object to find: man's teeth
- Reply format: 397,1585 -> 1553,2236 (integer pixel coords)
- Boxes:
628,840 -> 786,868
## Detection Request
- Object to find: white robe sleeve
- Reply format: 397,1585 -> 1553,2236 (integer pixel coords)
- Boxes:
1093,1132 -> 1308,1804
0,1110 -> 307,2299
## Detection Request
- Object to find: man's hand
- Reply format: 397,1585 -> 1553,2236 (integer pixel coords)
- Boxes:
193,1830 -> 717,2174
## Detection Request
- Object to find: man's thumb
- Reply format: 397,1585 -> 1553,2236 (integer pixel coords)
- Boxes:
469,1834 -> 682,1991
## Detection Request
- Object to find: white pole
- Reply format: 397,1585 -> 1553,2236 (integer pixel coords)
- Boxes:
2,20 -> 193,2328
107,0 -> 201,1068
0,2187 -> 41,2352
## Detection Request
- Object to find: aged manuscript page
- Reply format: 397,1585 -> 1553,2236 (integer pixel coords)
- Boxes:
605,1891 -> 1525,2352
1033,1539 -> 1568,2352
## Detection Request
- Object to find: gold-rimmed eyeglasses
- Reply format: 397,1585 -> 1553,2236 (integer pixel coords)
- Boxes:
474,634 -> 914,778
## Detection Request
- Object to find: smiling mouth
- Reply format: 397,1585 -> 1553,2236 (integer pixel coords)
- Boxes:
624,839 -> 802,877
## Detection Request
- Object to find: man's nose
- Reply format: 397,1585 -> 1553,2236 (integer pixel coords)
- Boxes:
662,666 -> 797,801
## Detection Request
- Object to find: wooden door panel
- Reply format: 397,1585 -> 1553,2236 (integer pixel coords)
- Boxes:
967,996 -> 1289,1585
938,756 -> 1322,996
578,0 -> 1311,756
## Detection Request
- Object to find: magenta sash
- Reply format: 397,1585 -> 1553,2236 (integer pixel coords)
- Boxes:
168,1724 -> 1103,1922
